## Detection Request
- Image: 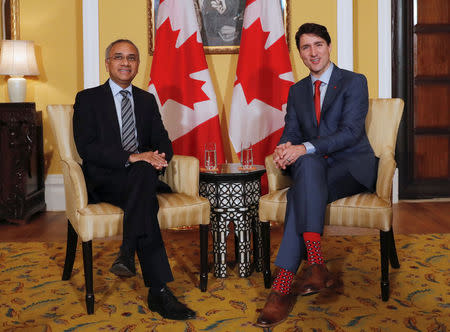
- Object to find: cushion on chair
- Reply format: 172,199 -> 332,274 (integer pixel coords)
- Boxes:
259,189 -> 392,232
157,193 -> 210,229
326,193 -> 392,231
77,203 -> 124,241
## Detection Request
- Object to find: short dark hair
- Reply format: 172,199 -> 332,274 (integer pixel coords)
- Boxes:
105,39 -> 140,60
295,23 -> 331,50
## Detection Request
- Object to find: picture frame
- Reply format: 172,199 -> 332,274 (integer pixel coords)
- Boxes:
148,0 -> 290,55
2,0 -> 20,39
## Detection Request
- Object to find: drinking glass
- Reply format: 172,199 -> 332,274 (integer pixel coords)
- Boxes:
204,142 -> 217,170
240,141 -> 253,169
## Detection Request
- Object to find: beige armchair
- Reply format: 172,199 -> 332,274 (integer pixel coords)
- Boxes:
258,98 -> 404,301
47,104 -> 210,314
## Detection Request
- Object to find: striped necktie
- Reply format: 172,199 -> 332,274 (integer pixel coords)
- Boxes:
120,90 -> 138,153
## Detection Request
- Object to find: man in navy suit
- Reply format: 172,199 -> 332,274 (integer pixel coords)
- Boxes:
257,23 -> 378,328
73,39 -> 195,320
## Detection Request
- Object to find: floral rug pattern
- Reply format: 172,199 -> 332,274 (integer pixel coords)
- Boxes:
0,231 -> 449,331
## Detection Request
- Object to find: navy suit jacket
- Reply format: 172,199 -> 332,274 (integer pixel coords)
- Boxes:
279,65 -> 377,191
73,80 -> 173,197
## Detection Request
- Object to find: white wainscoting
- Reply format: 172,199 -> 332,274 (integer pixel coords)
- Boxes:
45,174 -> 65,211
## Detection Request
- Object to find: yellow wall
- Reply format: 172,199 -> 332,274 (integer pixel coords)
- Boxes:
0,0 -> 379,174
1,0 -> 83,174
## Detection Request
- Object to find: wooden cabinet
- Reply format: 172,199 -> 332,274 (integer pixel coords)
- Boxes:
393,0 -> 450,198
0,103 -> 46,223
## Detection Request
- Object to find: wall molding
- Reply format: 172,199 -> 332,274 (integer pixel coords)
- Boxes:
337,0 -> 354,71
82,0 -> 99,89
378,0 -> 392,98
45,174 -> 65,211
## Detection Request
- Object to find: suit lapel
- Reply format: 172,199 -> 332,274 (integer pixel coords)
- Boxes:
321,65 -> 343,116
101,81 -> 122,145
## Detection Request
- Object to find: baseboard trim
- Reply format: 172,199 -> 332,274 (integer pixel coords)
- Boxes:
45,174 -> 66,211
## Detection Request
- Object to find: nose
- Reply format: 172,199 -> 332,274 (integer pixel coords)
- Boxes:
311,46 -> 318,57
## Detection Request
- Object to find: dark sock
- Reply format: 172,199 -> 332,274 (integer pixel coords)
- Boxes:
150,283 -> 166,295
120,241 -> 135,257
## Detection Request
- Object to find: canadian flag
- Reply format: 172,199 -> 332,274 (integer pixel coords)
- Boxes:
229,0 -> 293,192
149,0 -> 225,164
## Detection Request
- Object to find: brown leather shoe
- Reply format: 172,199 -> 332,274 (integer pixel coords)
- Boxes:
255,290 -> 295,328
295,264 -> 334,296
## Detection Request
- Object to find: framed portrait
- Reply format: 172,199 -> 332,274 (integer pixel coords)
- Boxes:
148,0 -> 290,55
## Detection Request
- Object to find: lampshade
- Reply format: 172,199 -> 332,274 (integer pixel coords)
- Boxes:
0,40 -> 39,76
0,40 -> 39,102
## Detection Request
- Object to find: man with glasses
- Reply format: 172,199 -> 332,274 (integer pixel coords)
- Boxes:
73,39 -> 195,320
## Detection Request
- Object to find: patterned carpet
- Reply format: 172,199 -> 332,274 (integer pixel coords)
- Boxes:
0,229 -> 448,332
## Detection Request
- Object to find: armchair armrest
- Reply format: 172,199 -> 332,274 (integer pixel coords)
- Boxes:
265,154 -> 292,193
376,151 -> 396,203
60,159 -> 88,220
161,155 -> 200,196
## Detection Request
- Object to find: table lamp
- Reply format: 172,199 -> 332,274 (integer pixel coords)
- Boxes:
0,40 -> 39,102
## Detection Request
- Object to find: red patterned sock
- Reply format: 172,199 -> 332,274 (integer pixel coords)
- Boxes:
303,232 -> 324,265
271,267 -> 295,294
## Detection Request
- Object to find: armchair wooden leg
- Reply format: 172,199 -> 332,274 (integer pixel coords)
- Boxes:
388,228 -> 400,269
82,241 -> 94,314
200,224 -> 209,292
380,230 -> 390,301
261,221 -> 272,289
62,220 -> 78,280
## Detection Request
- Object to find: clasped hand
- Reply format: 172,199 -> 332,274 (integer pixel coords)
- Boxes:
273,142 -> 306,169
128,150 -> 168,170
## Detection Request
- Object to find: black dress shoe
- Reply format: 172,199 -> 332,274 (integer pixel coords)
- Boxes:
109,250 -> 136,277
148,287 -> 196,320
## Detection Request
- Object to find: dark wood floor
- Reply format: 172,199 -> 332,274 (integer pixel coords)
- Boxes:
1,200 -> 449,242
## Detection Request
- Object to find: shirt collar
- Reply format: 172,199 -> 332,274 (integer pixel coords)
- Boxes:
310,62 -> 334,85
108,79 -> 133,97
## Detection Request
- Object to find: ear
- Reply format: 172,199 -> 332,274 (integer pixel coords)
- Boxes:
105,59 -> 109,72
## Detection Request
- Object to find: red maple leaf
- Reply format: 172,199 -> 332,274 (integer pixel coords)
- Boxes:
235,18 -> 292,110
150,19 -> 209,109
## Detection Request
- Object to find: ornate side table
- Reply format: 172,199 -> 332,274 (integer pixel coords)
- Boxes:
0,103 -> 46,224
199,163 -> 265,278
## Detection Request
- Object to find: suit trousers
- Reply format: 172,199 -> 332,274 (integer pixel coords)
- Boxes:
275,154 -> 366,272
87,161 -> 174,287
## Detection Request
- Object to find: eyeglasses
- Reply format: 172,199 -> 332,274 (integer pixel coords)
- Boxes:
108,54 -> 138,62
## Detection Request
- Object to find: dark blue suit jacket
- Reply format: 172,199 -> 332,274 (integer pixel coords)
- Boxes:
279,65 -> 377,191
